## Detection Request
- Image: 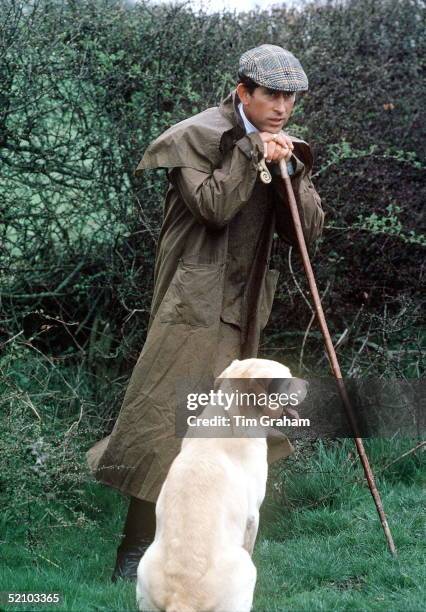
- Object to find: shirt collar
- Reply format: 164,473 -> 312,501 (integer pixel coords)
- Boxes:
238,102 -> 258,134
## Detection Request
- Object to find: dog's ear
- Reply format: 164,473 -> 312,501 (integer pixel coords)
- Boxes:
268,377 -> 308,406
214,359 -> 241,390
264,377 -> 309,419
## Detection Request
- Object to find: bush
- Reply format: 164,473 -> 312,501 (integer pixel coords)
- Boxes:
0,341 -> 110,530
1,0 -> 423,377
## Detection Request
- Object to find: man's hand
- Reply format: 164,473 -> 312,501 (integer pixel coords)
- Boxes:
258,131 -> 294,164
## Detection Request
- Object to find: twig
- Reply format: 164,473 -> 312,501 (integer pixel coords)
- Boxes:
0,329 -> 24,349
288,246 -> 313,312
34,552 -> 61,569
54,259 -> 85,293
21,341 -> 79,399
379,441 -> 425,473
65,402 -> 84,436
347,323 -> 371,376
21,394 -> 42,421
299,281 -> 331,371
1,261 -> 85,300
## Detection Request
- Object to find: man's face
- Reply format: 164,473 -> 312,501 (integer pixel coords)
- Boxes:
236,83 -> 296,133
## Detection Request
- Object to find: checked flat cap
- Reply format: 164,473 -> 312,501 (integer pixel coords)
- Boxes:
239,44 -> 308,92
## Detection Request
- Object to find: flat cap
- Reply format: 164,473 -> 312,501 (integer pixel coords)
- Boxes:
239,44 -> 308,92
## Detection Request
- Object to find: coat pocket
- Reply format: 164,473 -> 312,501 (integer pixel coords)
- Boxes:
258,269 -> 280,331
159,259 -> 224,328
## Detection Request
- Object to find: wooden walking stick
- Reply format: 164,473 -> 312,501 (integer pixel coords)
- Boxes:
278,158 -> 397,556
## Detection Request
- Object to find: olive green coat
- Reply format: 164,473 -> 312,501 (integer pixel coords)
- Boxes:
86,91 -> 324,503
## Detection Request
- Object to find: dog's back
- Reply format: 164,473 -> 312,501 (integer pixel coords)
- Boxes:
137,437 -> 263,612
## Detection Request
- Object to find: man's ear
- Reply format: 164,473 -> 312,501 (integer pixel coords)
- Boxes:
236,82 -> 251,105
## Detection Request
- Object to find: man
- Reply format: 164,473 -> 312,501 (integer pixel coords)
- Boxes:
86,44 -> 324,581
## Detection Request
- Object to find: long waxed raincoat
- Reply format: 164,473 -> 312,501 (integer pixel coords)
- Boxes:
87,90 -> 324,503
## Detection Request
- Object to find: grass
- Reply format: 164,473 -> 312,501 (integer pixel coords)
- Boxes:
255,484 -> 424,611
1,440 -> 424,612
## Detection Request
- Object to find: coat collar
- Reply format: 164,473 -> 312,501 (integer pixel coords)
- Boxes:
219,90 -> 246,143
219,90 -> 244,126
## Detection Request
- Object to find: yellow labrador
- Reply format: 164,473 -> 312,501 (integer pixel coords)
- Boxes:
136,358 -> 307,612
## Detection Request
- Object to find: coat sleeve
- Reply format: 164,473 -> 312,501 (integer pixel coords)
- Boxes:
168,132 -> 265,230
270,154 -> 325,247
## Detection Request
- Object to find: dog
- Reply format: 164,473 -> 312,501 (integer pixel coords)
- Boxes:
136,358 -> 308,612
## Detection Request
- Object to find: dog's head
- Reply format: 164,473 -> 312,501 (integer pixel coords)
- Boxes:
215,358 -> 308,418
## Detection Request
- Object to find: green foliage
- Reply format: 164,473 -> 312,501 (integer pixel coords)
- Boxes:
315,139 -> 379,178
354,203 -> 426,246
0,341 -> 113,530
1,0 -> 424,373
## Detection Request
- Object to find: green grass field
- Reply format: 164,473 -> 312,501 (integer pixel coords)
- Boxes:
1,440 -> 424,612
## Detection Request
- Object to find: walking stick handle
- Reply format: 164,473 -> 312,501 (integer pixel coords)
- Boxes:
278,159 -> 397,556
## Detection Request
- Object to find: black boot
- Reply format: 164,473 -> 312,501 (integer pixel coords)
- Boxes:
111,497 -> 156,583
